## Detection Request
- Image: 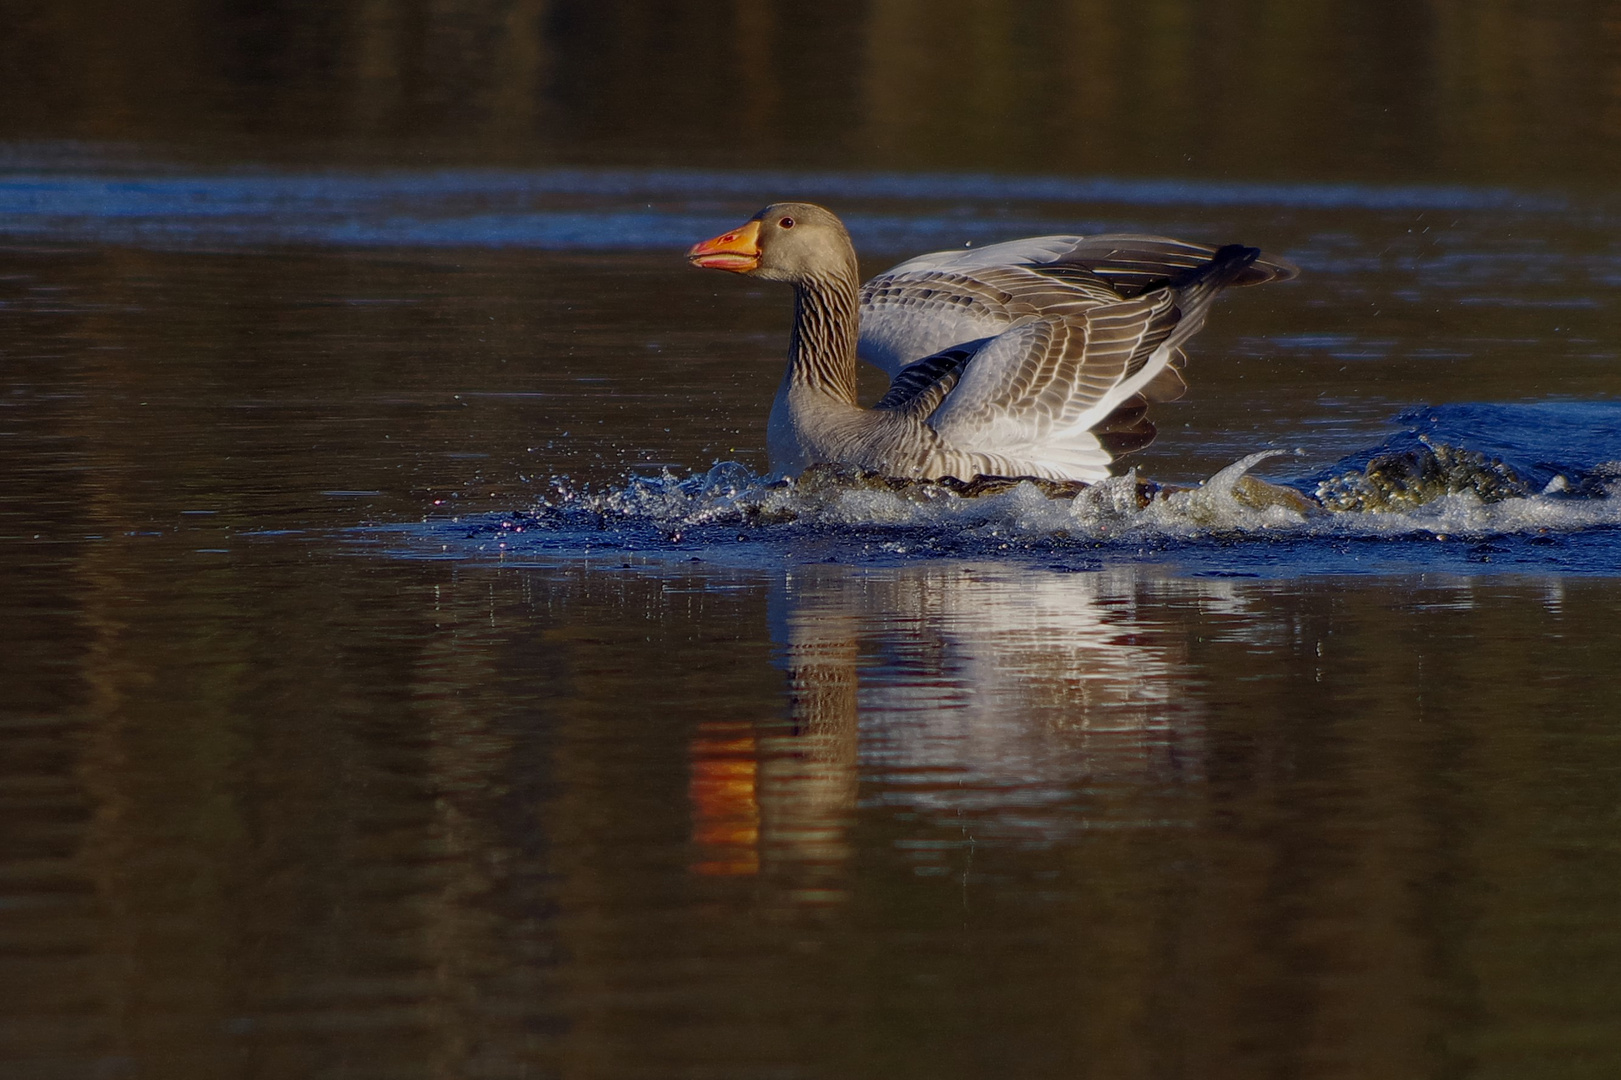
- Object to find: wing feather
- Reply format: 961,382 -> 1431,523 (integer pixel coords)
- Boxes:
858,264 -> 1119,375
857,232 -> 1294,376
1042,234 -> 1297,295
928,290 -> 1181,453
871,340 -> 984,418
871,232 -> 1296,293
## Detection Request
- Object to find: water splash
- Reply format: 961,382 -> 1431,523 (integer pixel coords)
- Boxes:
387,402 -> 1621,576
525,445 -> 1617,542
1315,437 -> 1529,511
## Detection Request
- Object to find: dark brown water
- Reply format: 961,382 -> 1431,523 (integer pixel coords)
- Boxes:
5,5 -> 1621,1079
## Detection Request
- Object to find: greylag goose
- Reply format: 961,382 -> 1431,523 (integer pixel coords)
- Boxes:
688,203 -> 1296,483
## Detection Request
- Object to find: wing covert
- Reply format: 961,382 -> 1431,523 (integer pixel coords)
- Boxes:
927,290 -> 1181,452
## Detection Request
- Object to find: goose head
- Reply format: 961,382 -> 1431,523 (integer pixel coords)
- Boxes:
687,202 -> 855,283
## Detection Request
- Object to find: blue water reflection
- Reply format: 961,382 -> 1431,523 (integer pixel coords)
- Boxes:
0,165 -> 1575,252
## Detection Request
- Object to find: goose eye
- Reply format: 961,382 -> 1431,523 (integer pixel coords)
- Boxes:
779,217 -> 795,229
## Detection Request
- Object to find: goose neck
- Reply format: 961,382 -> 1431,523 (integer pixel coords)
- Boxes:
788,267 -> 860,404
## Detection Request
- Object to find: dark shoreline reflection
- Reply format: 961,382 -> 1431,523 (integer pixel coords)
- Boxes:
3,2 -> 1621,187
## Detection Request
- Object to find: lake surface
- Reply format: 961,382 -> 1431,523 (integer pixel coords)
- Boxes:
4,5 -> 1621,1079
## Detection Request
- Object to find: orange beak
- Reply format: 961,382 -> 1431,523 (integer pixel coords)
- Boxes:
687,219 -> 762,273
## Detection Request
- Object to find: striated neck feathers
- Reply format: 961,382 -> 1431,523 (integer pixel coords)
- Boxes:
788,263 -> 861,404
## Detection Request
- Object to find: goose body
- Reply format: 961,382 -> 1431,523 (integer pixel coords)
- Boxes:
689,203 -> 1296,484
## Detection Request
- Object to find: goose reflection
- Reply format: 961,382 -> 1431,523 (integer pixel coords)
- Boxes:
690,562 -> 1233,896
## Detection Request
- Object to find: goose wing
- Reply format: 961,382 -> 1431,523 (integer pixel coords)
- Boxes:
858,232 -> 1297,374
877,234 -> 1094,275
1022,234 -> 1297,296
858,263 -> 1121,375
880,233 -> 1297,291
925,292 -> 1182,472
871,340 -> 985,419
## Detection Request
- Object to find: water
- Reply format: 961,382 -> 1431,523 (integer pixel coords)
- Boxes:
5,6 -> 1621,1079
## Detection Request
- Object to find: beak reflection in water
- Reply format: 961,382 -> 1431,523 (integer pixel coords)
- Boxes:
687,565 -> 1230,902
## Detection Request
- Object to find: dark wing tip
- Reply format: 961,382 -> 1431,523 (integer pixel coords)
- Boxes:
1040,235 -> 1297,295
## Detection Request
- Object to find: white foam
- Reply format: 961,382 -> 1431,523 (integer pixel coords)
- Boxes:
551,453 -> 1621,544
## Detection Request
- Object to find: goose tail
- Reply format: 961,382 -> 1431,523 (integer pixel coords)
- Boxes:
1172,244 -> 1262,310
1157,244 -> 1271,350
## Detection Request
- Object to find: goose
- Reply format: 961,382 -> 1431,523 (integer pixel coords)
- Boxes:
688,202 -> 1296,483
